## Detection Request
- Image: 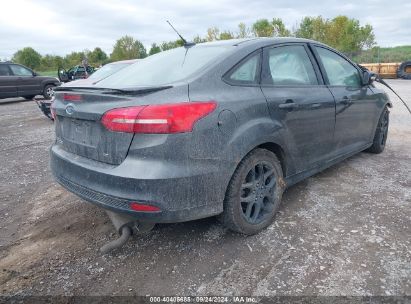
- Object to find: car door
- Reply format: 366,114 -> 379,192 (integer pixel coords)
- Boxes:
9,64 -> 41,97
0,64 -> 17,98
260,43 -> 336,172
74,66 -> 86,79
311,45 -> 378,154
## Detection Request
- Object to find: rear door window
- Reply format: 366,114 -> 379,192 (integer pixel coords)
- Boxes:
9,64 -> 33,76
314,47 -> 361,87
0,65 -> 10,76
263,45 -> 318,86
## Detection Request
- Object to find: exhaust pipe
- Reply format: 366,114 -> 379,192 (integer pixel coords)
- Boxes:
100,210 -> 155,254
100,225 -> 132,254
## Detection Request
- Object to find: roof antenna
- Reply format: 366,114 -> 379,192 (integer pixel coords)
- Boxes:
166,20 -> 195,47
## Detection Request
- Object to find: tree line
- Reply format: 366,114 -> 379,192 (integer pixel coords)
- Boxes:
6,15 -> 378,71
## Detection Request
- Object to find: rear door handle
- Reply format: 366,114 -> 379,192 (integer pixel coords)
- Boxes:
278,99 -> 298,109
340,96 -> 353,105
278,103 -> 297,109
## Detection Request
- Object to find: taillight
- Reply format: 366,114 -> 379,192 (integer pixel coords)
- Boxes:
101,102 -> 216,134
129,202 -> 161,212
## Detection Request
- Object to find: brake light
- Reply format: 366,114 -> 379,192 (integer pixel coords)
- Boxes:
101,102 -> 216,134
63,94 -> 82,101
129,202 -> 161,212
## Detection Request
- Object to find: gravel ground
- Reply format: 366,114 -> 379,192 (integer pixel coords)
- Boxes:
0,80 -> 410,297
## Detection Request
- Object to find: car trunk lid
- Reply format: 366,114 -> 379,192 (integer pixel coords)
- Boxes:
53,85 -> 186,165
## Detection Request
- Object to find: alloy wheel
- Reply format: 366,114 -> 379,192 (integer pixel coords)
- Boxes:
46,86 -> 54,98
240,162 -> 277,224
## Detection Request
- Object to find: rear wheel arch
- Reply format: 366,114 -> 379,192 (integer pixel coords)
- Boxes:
257,142 -> 287,177
231,141 -> 288,180
226,118 -> 288,174
221,124 -> 290,195
43,80 -> 58,87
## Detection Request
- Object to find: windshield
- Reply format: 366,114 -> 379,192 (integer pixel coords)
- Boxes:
97,45 -> 233,88
89,62 -> 131,80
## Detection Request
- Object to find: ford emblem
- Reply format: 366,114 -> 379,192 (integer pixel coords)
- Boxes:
65,104 -> 75,115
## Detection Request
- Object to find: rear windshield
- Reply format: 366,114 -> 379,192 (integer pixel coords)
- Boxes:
88,63 -> 130,80
97,45 -> 233,88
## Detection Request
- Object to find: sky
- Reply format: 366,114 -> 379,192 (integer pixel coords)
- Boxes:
0,0 -> 410,59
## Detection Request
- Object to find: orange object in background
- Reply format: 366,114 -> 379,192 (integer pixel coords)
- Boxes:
360,62 -> 401,78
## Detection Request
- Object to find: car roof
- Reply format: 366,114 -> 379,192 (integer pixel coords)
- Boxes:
194,37 -> 323,48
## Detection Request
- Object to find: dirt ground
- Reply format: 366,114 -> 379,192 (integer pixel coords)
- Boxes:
0,80 -> 410,297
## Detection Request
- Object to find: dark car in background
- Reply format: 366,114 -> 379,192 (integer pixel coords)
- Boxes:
58,65 -> 95,83
51,38 -> 391,236
0,62 -> 59,100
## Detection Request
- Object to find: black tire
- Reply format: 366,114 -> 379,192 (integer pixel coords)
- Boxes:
43,84 -> 55,100
219,149 -> 285,235
366,107 -> 389,154
397,61 -> 411,79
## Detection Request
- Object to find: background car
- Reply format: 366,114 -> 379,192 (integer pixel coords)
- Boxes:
0,62 -> 60,100
58,65 -> 95,83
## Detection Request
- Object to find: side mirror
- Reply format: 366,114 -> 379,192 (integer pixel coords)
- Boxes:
369,72 -> 377,83
32,71 -> 38,76
362,70 -> 376,85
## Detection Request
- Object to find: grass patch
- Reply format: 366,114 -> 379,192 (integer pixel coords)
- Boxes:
37,70 -> 57,77
353,46 -> 411,63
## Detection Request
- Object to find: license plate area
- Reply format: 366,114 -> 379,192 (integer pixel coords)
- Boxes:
56,115 -> 134,165
61,117 -> 98,148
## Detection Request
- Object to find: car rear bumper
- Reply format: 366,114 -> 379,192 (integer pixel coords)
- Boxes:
50,144 -> 231,223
